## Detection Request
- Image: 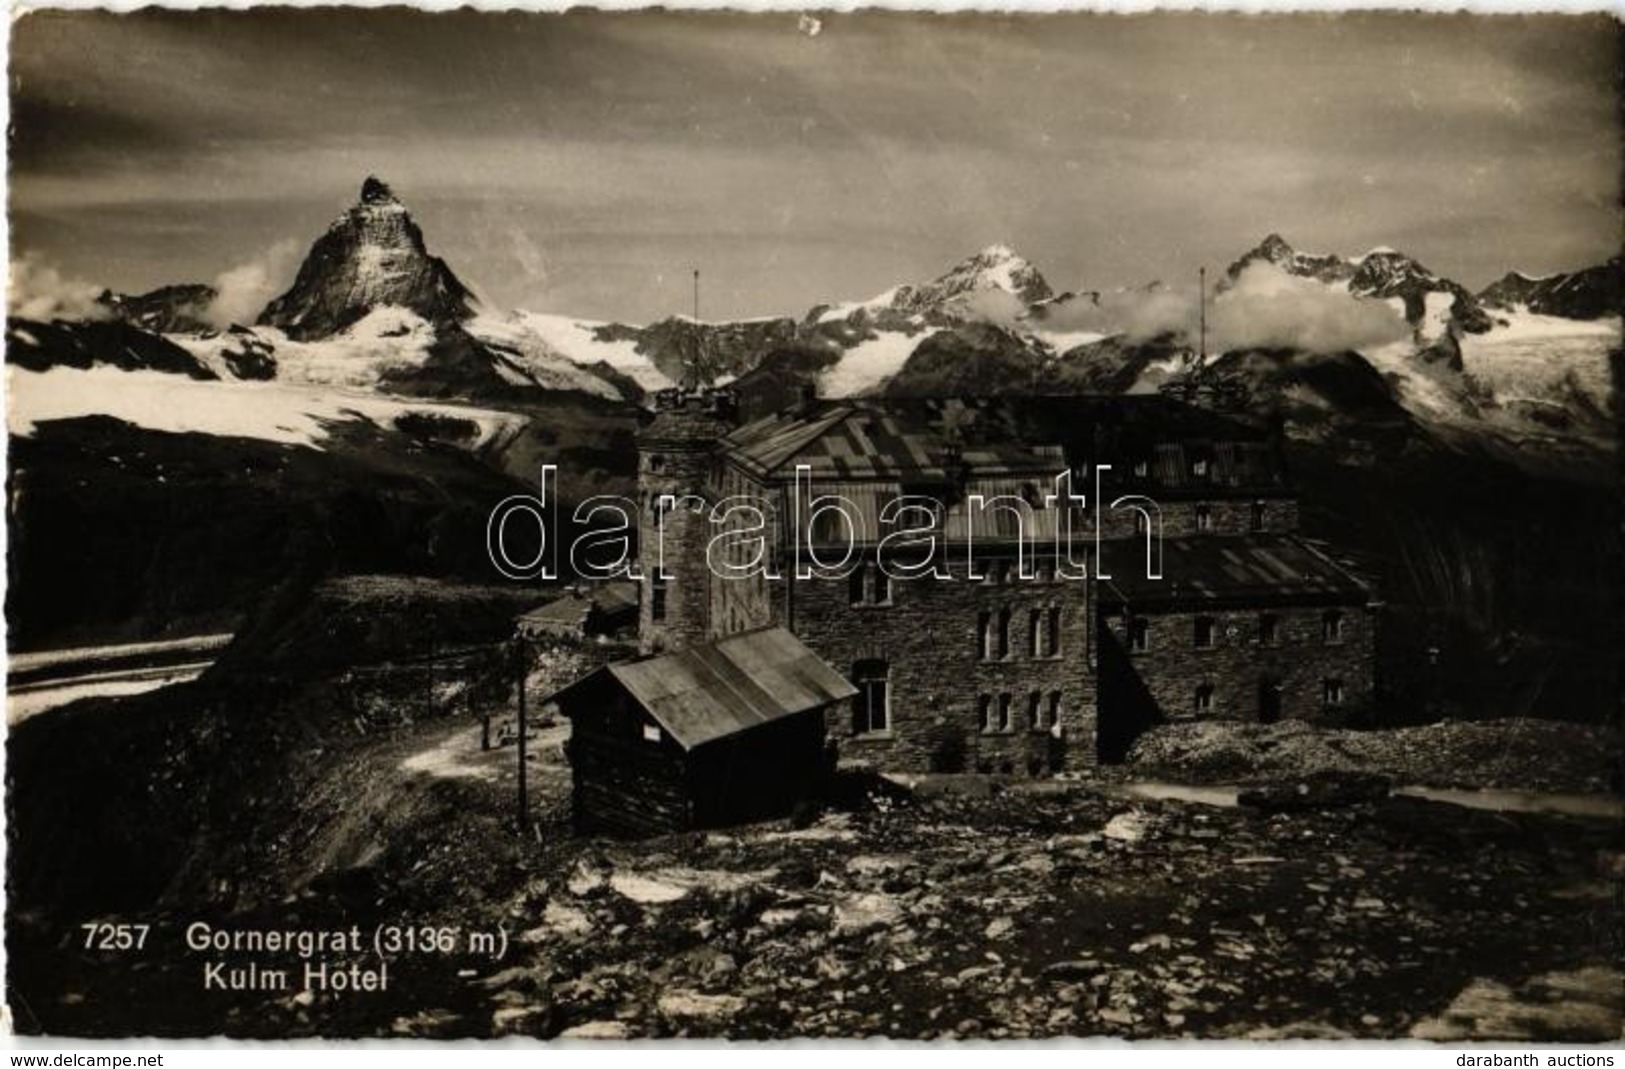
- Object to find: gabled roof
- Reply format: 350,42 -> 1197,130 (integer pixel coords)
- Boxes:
550,627 -> 857,750
722,401 -> 1063,481
1099,534 -> 1373,610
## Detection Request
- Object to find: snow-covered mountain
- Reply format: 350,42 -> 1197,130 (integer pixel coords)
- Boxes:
1478,258 -> 1621,321
1222,234 -> 1493,339
14,181 -> 1617,471
882,243 -> 1055,316
1224,233 -> 1357,287
1192,236 -> 1618,467
259,177 -> 476,340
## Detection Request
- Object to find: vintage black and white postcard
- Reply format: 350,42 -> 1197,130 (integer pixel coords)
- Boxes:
4,6 -> 1620,1045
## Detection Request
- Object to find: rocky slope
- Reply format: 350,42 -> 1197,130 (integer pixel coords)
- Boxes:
7,317 -> 218,379
98,282 -> 218,333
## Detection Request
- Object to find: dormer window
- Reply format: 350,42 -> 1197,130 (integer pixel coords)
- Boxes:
1133,460 -> 1149,478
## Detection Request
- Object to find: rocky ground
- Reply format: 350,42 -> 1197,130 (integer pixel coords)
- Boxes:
1126,718 -> 1621,794
15,710 -> 1620,1042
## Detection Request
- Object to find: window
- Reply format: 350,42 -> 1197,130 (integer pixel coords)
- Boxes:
1250,500 -> 1266,532
873,567 -> 892,605
1194,616 -> 1216,649
852,660 -> 890,735
977,611 -> 993,661
849,565 -> 866,606
997,608 -> 1011,660
1259,613 -> 1280,646
1133,460 -> 1149,478
1029,610 -> 1043,658
1047,607 -> 1062,659
1194,684 -> 1214,715
1195,505 -> 1213,533
1129,617 -> 1150,653
1047,691 -> 1062,731
979,693 -> 1014,735
1322,610 -> 1345,644
1133,511 -> 1149,536
650,577 -> 667,622
1028,691 -> 1043,731
1323,678 -> 1344,707
1192,456 -> 1210,478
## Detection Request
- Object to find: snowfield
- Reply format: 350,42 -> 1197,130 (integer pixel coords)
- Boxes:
7,365 -> 530,452
1361,312 -> 1617,438
167,308 -> 627,400
475,311 -> 674,393
817,328 -> 940,397
174,307 -> 437,388
1458,312 -> 1617,409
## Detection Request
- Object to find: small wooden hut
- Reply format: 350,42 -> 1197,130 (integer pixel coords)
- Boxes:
550,627 -> 855,836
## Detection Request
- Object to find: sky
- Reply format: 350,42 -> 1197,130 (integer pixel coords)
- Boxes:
9,9 -> 1621,324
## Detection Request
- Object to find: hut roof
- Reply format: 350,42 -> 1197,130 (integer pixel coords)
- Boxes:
551,627 -> 856,750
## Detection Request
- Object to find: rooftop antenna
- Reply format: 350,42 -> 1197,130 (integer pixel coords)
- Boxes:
692,268 -> 700,322
1198,265 -> 1207,363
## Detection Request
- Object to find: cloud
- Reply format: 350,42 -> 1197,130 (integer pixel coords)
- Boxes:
953,287 -> 1030,327
1208,262 -> 1412,354
1030,263 -> 1412,355
204,240 -> 302,329
8,252 -> 110,321
1030,283 -> 1199,344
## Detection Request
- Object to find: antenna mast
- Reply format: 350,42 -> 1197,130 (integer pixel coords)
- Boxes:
693,269 -> 700,322
1198,265 -> 1207,362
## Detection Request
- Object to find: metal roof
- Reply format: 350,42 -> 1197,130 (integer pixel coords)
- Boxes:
720,397 -> 1285,494
552,627 -> 857,751
722,403 -> 1064,481
1099,535 -> 1373,610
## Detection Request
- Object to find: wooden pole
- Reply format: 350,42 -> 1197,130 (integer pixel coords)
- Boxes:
515,639 -> 529,831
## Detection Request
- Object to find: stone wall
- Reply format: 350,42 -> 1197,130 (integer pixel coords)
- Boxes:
1099,602 -> 1375,727
787,556 -> 1098,774
635,394 -> 736,654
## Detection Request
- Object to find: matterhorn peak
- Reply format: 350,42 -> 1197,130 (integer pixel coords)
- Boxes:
359,175 -> 400,206
257,176 -> 476,340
